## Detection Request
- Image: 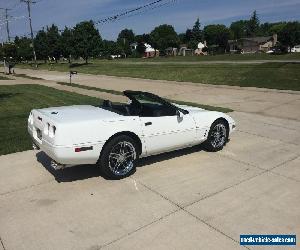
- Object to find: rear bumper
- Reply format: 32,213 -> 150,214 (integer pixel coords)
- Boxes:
28,126 -> 104,166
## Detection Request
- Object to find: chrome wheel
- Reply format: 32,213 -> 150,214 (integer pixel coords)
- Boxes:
210,124 -> 227,148
108,141 -> 136,176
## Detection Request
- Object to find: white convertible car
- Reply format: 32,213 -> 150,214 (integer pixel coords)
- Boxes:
28,91 -> 236,179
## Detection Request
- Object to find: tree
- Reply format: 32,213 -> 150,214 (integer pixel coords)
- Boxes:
60,27 -> 75,63
117,29 -> 135,56
14,36 -> 32,61
1,43 -> 17,60
204,24 -> 231,52
0,43 -> 17,73
192,18 -> 203,41
230,20 -> 248,39
135,33 -> 151,44
278,22 -> 300,52
136,42 -> 146,56
46,24 -> 61,62
34,29 -> 49,62
184,18 -> 204,49
73,21 -> 102,63
269,22 -> 287,35
247,10 -> 260,36
185,29 -> 193,43
117,29 -> 135,44
102,40 -> 122,57
150,24 -> 179,51
178,33 -> 186,44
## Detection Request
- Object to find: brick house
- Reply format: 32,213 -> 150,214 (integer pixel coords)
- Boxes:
229,34 -> 278,53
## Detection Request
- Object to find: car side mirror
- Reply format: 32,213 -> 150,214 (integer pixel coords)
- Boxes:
176,110 -> 184,122
176,109 -> 183,117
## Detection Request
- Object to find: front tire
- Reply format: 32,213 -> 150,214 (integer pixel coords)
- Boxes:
99,135 -> 138,179
203,120 -> 228,152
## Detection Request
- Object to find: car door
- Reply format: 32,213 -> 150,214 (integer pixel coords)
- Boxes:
140,111 -> 197,156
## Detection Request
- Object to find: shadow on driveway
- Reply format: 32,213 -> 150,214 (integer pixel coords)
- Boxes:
36,145 -> 204,183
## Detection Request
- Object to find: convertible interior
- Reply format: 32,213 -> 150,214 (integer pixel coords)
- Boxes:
101,91 -> 186,117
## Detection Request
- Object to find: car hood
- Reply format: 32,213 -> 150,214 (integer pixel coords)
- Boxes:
35,105 -> 121,124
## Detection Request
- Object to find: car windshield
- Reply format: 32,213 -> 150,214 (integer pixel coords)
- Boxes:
126,92 -> 167,106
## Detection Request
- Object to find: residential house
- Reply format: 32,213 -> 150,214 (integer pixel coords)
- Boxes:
229,34 -> 278,53
144,43 -> 159,58
178,44 -> 194,56
130,43 -> 159,58
194,41 -> 208,56
130,42 -> 138,51
165,47 -> 178,56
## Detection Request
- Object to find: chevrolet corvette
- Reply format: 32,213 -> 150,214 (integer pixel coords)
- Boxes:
28,90 -> 236,179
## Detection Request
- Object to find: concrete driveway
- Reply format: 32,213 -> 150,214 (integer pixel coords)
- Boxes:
0,71 -> 300,249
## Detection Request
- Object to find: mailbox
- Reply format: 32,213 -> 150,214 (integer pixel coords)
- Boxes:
69,71 -> 78,84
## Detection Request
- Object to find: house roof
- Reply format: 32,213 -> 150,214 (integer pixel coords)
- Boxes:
198,42 -> 205,49
241,36 -> 273,44
144,43 -> 155,53
229,36 -> 273,45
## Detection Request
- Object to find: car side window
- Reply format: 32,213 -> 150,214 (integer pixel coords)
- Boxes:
139,103 -> 177,117
133,94 -> 177,117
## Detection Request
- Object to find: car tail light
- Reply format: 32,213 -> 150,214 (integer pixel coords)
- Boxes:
28,112 -> 33,124
44,123 -> 50,135
49,125 -> 56,137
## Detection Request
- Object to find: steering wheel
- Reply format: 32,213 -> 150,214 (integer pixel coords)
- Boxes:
130,100 -> 142,116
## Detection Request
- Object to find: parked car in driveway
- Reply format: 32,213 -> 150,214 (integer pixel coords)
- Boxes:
291,45 -> 300,53
28,91 -> 236,179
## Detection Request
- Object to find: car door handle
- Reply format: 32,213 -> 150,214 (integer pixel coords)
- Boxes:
145,122 -> 152,126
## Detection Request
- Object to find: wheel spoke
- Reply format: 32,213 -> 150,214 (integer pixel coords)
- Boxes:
210,123 -> 227,148
108,141 -> 136,176
124,151 -> 134,159
109,153 -> 121,159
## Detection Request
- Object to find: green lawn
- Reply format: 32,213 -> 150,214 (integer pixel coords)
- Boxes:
0,84 -> 101,155
18,60 -> 300,91
122,53 -> 300,62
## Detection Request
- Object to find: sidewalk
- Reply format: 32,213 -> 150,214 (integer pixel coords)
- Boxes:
10,68 -> 300,121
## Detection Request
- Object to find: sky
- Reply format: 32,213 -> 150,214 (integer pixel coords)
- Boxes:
0,0 -> 300,42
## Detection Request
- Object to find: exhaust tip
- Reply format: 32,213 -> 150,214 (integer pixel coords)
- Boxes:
32,143 -> 40,150
51,160 -> 65,170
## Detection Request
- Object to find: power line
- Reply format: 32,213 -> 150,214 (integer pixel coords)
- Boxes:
114,0 -> 177,23
0,15 -> 26,26
95,0 -> 177,25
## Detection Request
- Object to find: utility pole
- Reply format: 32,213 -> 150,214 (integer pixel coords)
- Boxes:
21,0 -> 37,67
0,8 -> 11,42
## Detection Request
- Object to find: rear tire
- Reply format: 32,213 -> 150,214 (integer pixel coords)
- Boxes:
203,120 -> 228,152
99,135 -> 138,179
